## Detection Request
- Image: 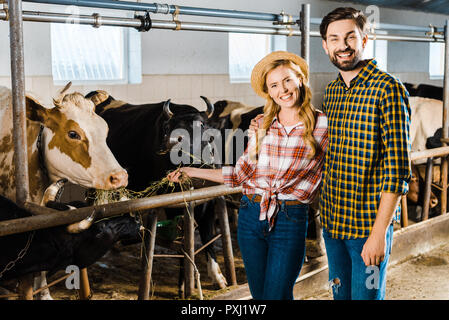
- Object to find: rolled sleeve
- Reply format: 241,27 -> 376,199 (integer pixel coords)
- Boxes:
380,81 -> 412,195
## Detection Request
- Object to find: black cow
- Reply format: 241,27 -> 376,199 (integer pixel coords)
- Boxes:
404,82 -> 443,101
84,91 -> 229,292
208,100 -> 263,165
0,194 -> 142,297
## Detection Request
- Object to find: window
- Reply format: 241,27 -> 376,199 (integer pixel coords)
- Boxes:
363,32 -> 388,71
228,33 -> 287,83
50,23 -> 141,84
429,42 -> 444,79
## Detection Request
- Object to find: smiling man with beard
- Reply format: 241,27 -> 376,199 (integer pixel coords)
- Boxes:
319,7 -> 412,300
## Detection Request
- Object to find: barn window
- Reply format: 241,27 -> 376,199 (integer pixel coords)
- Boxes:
50,22 -> 141,84
429,42 -> 444,79
363,31 -> 388,71
228,33 -> 287,83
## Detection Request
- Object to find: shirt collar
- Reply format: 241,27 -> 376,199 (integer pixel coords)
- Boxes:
272,115 -> 303,130
336,58 -> 378,89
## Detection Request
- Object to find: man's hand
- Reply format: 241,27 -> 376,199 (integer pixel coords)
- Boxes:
361,231 -> 387,266
248,114 -> 264,137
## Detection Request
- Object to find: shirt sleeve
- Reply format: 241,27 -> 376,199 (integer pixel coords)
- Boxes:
222,134 -> 257,187
380,80 -> 412,195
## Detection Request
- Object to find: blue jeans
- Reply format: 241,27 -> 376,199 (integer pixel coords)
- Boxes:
323,224 -> 394,300
237,195 -> 308,300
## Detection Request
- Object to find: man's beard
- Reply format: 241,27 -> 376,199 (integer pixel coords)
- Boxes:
330,48 -> 364,71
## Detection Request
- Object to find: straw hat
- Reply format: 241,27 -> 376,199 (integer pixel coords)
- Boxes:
250,51 -> 309,99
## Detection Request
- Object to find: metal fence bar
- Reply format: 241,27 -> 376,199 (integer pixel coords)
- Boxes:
440,19 -> 449,216
8,0 -> 29,207
0,185 -> 242,237
300,3 -> 310,64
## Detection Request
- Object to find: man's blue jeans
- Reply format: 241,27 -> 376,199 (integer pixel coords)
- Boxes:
237,195 -> 308,300
323,224 -> 394,300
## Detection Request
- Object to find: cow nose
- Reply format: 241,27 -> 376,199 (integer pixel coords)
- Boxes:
107,170 -> 128,189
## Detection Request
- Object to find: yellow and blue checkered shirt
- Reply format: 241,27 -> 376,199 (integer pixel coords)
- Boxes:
319,59 -> 412,239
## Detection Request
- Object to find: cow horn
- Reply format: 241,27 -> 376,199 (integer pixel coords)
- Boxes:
40,178 -> 68,206
87,90 -> 110,107
53,81 -> 72,107
163,99 -> 173,119
201,96 -> 214,118
66,209 -> 99,234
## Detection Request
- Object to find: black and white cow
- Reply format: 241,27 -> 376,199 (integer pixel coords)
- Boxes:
84,91 -> 231,292
0,192 -> 142,297
404,82 -> 445,220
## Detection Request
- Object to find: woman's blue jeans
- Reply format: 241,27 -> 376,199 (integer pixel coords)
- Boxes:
237,195 -> 308,300
323,224 -> 394,300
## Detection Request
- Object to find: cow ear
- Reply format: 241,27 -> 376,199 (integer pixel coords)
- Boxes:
26,95 -> 50,124
87,90 -> 110,107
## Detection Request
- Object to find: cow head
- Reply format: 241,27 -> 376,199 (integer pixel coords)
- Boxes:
408,165 -> 438,208
26,83 -> 128,190
161,97 -> 218,167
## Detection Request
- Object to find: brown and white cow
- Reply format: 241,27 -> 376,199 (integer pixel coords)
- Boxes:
0,83 -> 128,204
0,83 -> 128,299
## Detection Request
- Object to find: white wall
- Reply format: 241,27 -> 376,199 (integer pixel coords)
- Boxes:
0,0 -> 447,108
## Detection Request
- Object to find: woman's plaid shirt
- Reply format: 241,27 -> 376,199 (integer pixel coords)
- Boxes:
222,112 -> 328,229
319,59 -> 412,239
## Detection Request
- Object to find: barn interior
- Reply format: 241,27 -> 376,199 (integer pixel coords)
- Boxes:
1,0 -> 449,301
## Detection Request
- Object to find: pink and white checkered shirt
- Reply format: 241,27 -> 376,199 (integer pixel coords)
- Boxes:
222,112 -> 328,229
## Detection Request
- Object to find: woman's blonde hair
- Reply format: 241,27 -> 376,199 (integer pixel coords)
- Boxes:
250,59 -> 319,161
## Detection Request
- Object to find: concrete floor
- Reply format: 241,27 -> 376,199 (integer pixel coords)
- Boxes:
307,241 -> 449,300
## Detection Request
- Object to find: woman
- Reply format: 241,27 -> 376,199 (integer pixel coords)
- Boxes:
167,51 -> 328,299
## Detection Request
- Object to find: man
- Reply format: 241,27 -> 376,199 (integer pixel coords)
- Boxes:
319,7 -> 412,300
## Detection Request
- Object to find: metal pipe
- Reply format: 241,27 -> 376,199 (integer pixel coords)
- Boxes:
300,3 -> 310,64
422,157 -> 434,221
0,185 -> 242,237
23,0 -> 445,34
9,0 -> 30,207
441,19 -> 449,216
1,10 -> 445,43
23,0 -> 284,22
215,197 -> 237,286
183,201 -> 195,298
138,212 -> 158,300
410,146 -> 449,161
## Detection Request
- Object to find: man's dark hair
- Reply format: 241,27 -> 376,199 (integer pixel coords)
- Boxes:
320,7 -> 368,40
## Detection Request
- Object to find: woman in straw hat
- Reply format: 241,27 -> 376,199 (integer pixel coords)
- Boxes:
167,51 -> 328,299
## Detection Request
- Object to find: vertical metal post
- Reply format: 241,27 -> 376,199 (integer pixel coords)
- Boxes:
400,196 -> 408,228
215,197 -> 237,286
17,274 -> 34,300
138,211 -> 158,300
441,19 -> 449,216
300,3 -> 310,64
9,0 -> 30,206
184,202 -> 195,298
78,268 -> 91,299
422,157 -> 434,220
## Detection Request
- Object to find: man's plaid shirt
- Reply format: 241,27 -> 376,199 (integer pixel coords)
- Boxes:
222,112 -> 328,229
320,59 -> 412,239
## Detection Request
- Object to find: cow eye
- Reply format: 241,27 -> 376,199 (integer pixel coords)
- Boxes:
68,130 -> 81,140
